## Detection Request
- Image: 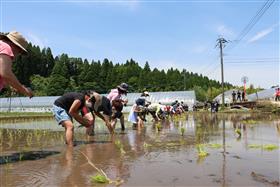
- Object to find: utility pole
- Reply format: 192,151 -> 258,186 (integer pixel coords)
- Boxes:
216,37 -> 228,108
183,69 -> 186,90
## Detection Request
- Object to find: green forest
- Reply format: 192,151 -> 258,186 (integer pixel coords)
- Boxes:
1,43 -> 234,101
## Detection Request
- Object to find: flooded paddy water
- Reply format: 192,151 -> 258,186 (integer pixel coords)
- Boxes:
0,113 -> 279,187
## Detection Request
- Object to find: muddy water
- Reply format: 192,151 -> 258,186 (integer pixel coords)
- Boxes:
0,113 -> 279,187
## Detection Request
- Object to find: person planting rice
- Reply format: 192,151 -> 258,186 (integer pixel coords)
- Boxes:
147,103 -> 166,121
83,90 -> 114,134
107,83 -> 129,131
52,91 -> 95,146
0,31 -> 33,97
136,91 -> 151,122
128,98 -> 146,129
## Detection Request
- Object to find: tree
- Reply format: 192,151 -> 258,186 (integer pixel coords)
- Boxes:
30,75 -> 49,96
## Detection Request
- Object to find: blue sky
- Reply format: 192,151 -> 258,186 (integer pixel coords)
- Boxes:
1,0 -> 279,89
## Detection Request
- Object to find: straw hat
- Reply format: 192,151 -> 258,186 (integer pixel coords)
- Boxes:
0,31 -> 28,54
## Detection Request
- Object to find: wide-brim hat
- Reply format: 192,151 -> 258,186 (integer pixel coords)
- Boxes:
143,91 -> 150,96
117,83 -> 129,93
0,31 -> 28,54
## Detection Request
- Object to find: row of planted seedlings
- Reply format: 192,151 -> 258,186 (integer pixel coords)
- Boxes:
82,114 -> 194,185
0,128 -> 65,153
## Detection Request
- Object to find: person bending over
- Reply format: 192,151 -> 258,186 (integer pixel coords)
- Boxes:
52,92 -> 94,146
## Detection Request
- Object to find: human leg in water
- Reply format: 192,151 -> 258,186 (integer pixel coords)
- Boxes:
62,120 -> 74,146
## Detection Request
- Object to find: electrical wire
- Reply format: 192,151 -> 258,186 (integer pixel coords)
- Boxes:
226,0 -> 275,52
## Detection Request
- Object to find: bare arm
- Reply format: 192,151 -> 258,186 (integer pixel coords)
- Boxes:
0,55 -> 33,97
94,111 -> 107,122
94,111 -> 111,125
69,100 -> 90,126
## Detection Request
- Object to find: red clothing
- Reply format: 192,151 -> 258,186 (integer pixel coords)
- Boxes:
0,40 -> 15,90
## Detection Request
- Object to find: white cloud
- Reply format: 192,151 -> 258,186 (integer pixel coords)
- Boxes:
248,24 -> 278,43
25,32 -> 48,48
216,24 -> 235,38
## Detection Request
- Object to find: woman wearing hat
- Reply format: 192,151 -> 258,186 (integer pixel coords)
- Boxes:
107,83 -> 129,131
0,31 -> 33,97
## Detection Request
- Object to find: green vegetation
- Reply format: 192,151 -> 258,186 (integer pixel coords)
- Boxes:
207,143 -> 222,149
91,174 -> 109,183
235,129 -> 242,137
255,101 -> 280,113
248,144 -> 279,151
115,139 -> 126,155
0,112 -> 52,117
180,127 -> 185,136
143,142 -> 152,148
196,144 -> 209,157
0,43 -> 232,101
155,123 -> 162,132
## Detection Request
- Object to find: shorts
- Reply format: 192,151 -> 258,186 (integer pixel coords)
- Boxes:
52,105 -> 72,125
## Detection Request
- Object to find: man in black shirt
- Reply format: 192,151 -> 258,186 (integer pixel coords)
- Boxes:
237,91 -> 241,102
53,92 -> 93,146
232,91 -> 236,103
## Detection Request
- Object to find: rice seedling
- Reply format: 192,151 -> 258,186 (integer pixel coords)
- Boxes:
8,130 -> 13,141
79,151 -> 124,185
26,134 -> 33,147
235,129 -> 241,137
248,144 -> 279,151
207,143 -> 222,149
19,153 -> 24,161
248,144 -> 262,149
263,144 -> 279,151
155,123 -> 162,132
91,174 -> 109,183
196,144 -> 209,157
143,142 -> 152,148
115,139 -> 126,155
180,127 -> 185,136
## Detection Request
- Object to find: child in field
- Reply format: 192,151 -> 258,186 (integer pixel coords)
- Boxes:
128,98 -> 146,129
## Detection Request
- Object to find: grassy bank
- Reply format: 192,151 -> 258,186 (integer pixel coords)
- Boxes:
0,112 -> 53,122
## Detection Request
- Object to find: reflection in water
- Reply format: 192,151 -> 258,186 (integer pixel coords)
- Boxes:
0,113 -> 279,186
0,150 -> 60,165
222,119 -> 226,187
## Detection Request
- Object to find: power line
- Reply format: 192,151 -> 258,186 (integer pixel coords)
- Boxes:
226,0 -> 275,52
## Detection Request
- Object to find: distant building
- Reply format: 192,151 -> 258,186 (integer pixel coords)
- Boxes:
0,91 -> 196,112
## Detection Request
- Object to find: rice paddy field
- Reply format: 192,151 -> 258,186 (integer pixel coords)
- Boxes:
0,113 -> 279,186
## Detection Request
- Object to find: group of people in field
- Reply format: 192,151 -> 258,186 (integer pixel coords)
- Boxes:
128,94 -> 189,130
232,90 -> 246,103
0,31 -> 190,147
52,84 -> 129,146
53,86 -> 190,146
